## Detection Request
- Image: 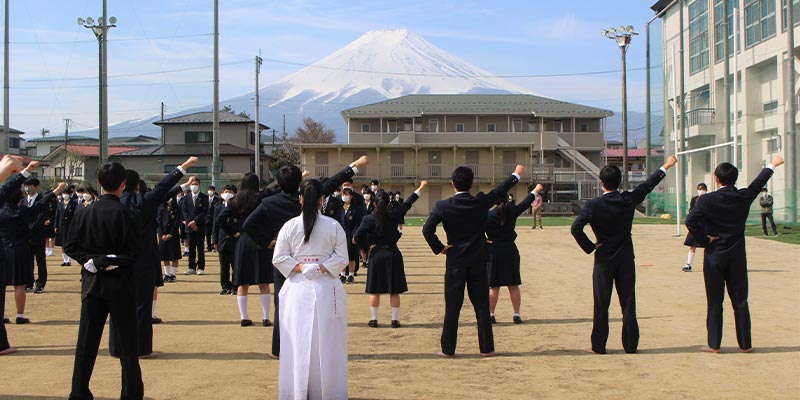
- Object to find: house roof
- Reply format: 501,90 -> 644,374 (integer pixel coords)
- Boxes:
154,111 -> 269,129
651,0 -> 675,13
42,145 -> 139,161
115,144 -> 273,159
25,135 -> 98,143
603,148 -> 659,158
341,94 -> 613,119
0,125 -> 24,134
109,135 -> 159,144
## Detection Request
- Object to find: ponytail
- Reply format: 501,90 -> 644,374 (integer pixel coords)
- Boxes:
301,179 -> 323,243
373,189 -> 391,235
495,198 -> 510,227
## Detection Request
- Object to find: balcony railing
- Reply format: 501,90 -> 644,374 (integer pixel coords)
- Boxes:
428,164 -> 443,178
314,165 -> 329,178
684,108 -> 715,127
389,164 -> 406,178
463,164 -> 479,177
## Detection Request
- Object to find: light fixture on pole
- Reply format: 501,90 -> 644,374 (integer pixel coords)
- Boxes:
601,25 -> 637,189
78,3 -> 116,166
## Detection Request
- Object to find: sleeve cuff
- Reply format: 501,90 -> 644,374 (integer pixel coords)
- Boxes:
659,167 -> 667,174
766,164 -> 775,171
349,164 -> 359,175
21,170 -> 31,178
414,190 -> 421,196
176,165 -> 187,175
511,172 -> 521,180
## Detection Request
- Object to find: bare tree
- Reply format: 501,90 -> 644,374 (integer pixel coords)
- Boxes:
269,131 -> 300,171
294,117 -> 336,143
58,148 -> 85,184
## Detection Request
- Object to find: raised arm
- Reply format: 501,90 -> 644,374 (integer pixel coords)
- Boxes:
321,155 -> 368,196
393,180 -> 426,218
486,164 -> 524,206
1,160 -> 37,204
513,184 -> 542,217
630,155 -> 676,204
744,155 -> 782,201
0,155 -> 24,182
144,156 -> 196,210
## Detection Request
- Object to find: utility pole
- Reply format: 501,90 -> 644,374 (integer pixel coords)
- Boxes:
63,119 -> 71,181
211,0 -> 220,187
3,0 -> 9,154
787,0 -> 798,223
160,102 -> 165,146
254,55 -> 262,175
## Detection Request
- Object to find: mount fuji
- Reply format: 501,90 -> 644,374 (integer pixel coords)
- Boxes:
96,29 -> 534,143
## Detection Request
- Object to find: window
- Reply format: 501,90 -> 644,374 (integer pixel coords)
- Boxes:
164,164 -> 209,174
528,121 -> 539,132
71,166 -> 83,177
553,120 -> 563,132
579,123 -> 589,132
690,0 -> 710,74
767,135 -> 782,152
745,0 -> 776,48
428,119 -> 439,133
8,137 -> 21,149
185,131 -> 212,144
763,100 -> 779,113
782,0 -> 800,29
455,123 -> 465,132
387,120 -> 397,133
361,123 -> 370,133
487,123 -> 496,132
250,131 -> 255,145
714,0 -> 740,62
512,119 -> 522,133
54,167 -> 65,179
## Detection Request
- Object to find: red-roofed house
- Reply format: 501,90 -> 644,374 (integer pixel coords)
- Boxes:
603,146 -> 662,181
40,144 -> 138,183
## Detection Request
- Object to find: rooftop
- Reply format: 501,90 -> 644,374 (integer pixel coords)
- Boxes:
116,143 -> 272,159
25,135 -> 98,143
43,145 -> 139,160
341,94 -> 613,119
154,111 -> 269,129
0,125 -> 24,134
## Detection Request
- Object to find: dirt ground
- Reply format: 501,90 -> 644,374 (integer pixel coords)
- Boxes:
1,225 -> 798,399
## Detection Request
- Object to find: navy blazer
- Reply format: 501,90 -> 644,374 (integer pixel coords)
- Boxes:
180,192 -> 209,233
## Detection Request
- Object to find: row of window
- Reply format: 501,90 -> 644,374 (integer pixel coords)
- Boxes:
691,0 -> 797,75
184,131 -> 257,145
359,120 -> 591,133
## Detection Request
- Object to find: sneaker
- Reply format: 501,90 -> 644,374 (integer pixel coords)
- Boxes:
339,275 -> 347,284
391,320 -> 401,328
513,316 -> 523,324
184,269 -> 196,275
33,287 -> 44,294
682,264 -> 692,272
24,287 -> 33,293
490,315 -> 497,324
347,275 -> 355,284
151,316 -> 162,324
241,319 -> 253,327
368,320 -> 378,328
197,269 -> 205,275
15,317 -> 30,324
262,319 -> 273,327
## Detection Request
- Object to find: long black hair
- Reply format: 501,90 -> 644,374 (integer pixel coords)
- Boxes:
372,189 -> 391,235
300,179 -> 323,243
494,197 -> 511,227
230,173 -> 260,215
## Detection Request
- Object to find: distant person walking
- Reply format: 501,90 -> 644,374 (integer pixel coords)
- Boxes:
530,187 -> 543,229
759,187 -> 778,236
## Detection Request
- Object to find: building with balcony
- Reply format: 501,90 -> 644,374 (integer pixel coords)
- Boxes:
298,94 -> 613,215
652,0 -> 799,221
1,125 -> 25,155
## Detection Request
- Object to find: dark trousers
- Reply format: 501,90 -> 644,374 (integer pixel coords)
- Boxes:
205,228 -> 213,251
187,231 -> 205,270
30,243 -> 47,289
0,283 -> 9,351
109,285 -> 155,357
271,267 -> 286,357
441,263 -> 494,355
591,259 -> 639,354
70,294 -> 143,400
761,213 -> 777,235
219,248 -> 234,291
703,250 -> 751,350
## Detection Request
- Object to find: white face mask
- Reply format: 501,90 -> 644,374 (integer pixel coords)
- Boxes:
207,191 -> 215,197
341,195 -> 351,203
62,194 -> 70,200
221,192 -> 234,201
333,191 -> 340,197
698,190 -> 707,196
370,185 -> 377,192
190,185 -> 200,194
364,194 -> 371,201
83,193 -> 93,202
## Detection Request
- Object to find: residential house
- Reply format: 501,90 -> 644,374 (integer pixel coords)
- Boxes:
25,135 -> 98,159
1,125 -> 25,155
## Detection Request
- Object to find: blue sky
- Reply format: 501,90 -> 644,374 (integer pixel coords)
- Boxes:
6,0 -> 663,137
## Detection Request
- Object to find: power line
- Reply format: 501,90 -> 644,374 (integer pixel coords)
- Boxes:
9,33 -> 213,45
13,59 -> 250,83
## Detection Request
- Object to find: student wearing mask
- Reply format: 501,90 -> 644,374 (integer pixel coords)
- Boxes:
212,185 -> 238,295
205,185 -> 220,252
54,186 -> 78,267
179,179 -> 209,275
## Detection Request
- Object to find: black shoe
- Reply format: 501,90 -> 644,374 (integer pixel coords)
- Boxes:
66,261 -> 72,266
183,251 -> 189,256
513,316 -> 523,324
391,320 -> 401,328
354,271 -> 359,277
241,319 -> 253,327
33,287 -> 44,294
263,319 -> 273,327
2,317 -> 9,323
339,275 -> 347,284
490,315 -> 497,324
368,320 -> 378,328
347,275 -> 354,284
60,262 -> 68,267
24,287 -> 33,293
15,317 -> 30,324
220,289 -> 229,295
152,316 -> 162,324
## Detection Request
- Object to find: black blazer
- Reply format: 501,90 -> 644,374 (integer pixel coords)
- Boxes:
354,192 -> 418,251
180,192 -> 209,233
23,192 -> 55,246
206,195 -> 221,227
571,169 -> 666,263
54,198 -> 78,231
212,203 -> 237,253
322,194 -> 344,220
422,173 -> 519,263
156,204 -> 182,238
485,192 -> 537,244
686,167 -> 774,253
0,191 -> 57,247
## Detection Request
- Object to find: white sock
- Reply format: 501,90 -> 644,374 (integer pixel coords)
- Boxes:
16,314 -> 25,318
260,294 -> 272,320
171,267 -> 177,276
391,307 -> 399,321
62,253 -> 70,263
184,246 -> 188,252
348,272 -> 354,277
163,266 -> 169,275
490,313 -> 495,317
513,312 -> 521,317
152,300 -> 157,318
370,306 -> 379,320
237,296 -> 249,320
687,252 -> 695,266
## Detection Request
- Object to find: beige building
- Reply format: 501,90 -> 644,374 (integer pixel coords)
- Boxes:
652,0 -> 799,221
299,94 -> 613,215
1,125 -> 25,156
25,135 -> 99,158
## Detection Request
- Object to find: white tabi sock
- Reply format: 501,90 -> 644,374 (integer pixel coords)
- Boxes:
391,307 -> 399,321
687,252 -> 695,266
237,296 -> 249,320
62,253 -> 70,263
370,306 -> 379,320
170,267 -> 177,276
152,300 -> 157,318
260,294 -> 272,320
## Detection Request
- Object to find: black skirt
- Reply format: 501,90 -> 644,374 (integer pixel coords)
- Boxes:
345,233 -> 359,262
365,245 -> 407,294
45,224 -> 56,239
683,232 -> 704,248
55,221 -> 71,247
488,242 -> 521,287
159,236 -> 183,261
233,233 -> 274,285
3,243 -> 34,287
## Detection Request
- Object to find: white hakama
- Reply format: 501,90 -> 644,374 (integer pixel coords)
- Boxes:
273,213 -> 349,400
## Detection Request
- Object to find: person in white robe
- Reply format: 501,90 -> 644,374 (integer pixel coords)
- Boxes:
272,178 -> 349,400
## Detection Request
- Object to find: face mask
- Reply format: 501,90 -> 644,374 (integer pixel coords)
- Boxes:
23,187 -> 31,195
62,194 -> 70,201
394,197 -> 400,201
370,185 -> 377,192
341,195 -> 351,203
207,191 -> 215,197
698,190 -> 706,195
364,194 -> 371,201
333,191 -> 340,197
221,192 -> 234,201
83,193 -> 93,202
190,185 -> 200,194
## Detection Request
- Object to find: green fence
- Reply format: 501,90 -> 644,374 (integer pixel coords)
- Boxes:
647,188 -> 798,224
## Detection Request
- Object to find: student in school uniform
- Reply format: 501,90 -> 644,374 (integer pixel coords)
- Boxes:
55,186 -> 78,267
423,164 -> 525,357
212,184 -> 237,295
681,183 -> 708,272
158,196 -> 183,283
180,180 -> 208,274
355,181 -> 426,328
571,155 -> 677,355
22,178 -> 53,294
685,155 -> 784,353
486,185 -> 542,324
